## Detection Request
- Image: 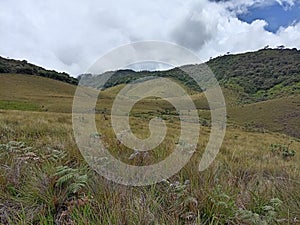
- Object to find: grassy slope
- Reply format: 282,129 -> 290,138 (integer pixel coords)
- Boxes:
99,82 -> 300,138
228,95 -> 300,138
1,73 -> 300,138
0,73 -> 300,223
0,74 -> 76,113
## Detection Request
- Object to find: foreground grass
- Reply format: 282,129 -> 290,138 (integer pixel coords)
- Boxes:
0,110 -> 299,224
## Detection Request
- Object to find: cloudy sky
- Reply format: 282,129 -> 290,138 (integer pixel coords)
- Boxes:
0,0 -> 300,76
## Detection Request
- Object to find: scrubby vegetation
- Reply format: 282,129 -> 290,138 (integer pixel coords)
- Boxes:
0,56 -> 78,85
208,48 -> 300,102
79,48 -> 300,103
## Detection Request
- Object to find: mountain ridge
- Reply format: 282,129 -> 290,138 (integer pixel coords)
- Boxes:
0,56 -> 78,85
79,48 -> 300,103
1,47 -> 300,103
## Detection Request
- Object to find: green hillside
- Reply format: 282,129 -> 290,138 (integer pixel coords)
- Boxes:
1,48 -> 300,137
82,48 -> 300,103
2,47 -> 300,102
208,48 -> 300,101
0,56 -> 78,85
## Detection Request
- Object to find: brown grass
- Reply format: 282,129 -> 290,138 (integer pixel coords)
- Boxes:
0,109 -> 299,224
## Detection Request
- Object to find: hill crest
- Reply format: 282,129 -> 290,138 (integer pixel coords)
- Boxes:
0,56 -> 78,85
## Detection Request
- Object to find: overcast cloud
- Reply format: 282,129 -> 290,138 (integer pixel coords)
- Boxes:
0,0 -> 299,76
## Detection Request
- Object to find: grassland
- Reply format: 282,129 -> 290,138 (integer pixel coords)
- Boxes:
0,109 -> 299,224
0,72 -> 300,224
228,95 -> 300,138
1,73 -> 299,138
0,74 -> 75,113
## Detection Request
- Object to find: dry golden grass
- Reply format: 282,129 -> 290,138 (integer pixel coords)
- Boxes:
0,74 -> 76,113
0,74 -> 300,224
0,109 -> 299,224
228,94 -> 300,138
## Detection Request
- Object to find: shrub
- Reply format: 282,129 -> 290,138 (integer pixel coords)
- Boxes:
270,143 -> 296,159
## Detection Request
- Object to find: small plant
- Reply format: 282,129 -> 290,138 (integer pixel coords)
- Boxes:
161,179 -> 198,222
208,184 -> 237,224
237,198 -> 283,225
52,166 -> 91,225
270,142 -> 296,159
0,141 -> 33,154
53,165 -> 88,196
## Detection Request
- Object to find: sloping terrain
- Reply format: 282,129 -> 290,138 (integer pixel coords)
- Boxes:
0,74 -> 76,113
0,56 -> 78,85
0,51 -> 299,224
228,94 -> 300,138
208,48 -> 300,101
1,73 -> 300,138
82,48 -> 300,103
1,48 -> 300,137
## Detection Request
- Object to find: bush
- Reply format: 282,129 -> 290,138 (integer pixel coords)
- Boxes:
270,143 -> 296,159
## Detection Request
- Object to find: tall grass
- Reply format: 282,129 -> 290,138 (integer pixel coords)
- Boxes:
0,110 -> 299,224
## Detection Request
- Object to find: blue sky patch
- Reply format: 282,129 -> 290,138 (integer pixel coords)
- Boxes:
237,2 -> 300,33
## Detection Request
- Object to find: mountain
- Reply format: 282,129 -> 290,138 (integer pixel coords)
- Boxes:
1,48 -> 300,137
0,56 -> 78,85
2,47 -> 299,102
208,48 -> 300,102
82,48 -> 300,103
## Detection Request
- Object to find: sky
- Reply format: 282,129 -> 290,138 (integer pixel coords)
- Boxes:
0,0 -> 300,76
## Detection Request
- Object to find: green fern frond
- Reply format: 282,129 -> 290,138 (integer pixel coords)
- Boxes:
53,165 -> 88,195
56,173 -> 75,187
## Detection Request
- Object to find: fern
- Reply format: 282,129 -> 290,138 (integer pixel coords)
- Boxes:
48,149 -> 67,162
54,165 -> 88,196
54,166 -> 75,178
237,198 -> 283,224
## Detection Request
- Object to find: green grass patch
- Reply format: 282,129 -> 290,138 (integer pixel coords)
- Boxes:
0,100 -> 40,111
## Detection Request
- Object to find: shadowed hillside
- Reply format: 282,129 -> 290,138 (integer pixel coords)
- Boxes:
0,56 -> 78,85
81,48 -> 300,103
208,48 -> 300,101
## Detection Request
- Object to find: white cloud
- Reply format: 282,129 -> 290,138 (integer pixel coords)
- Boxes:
277,22 -> 300,46
0,0 -> 299,76
171,0 -> 300,60
220,0 -> 297,12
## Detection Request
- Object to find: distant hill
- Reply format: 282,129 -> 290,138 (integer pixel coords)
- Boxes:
2,47 -> 300,102
80,48 -> 300,103
208,48 -> 300,102
1,49 -> 300,137
0,56 -> 78,85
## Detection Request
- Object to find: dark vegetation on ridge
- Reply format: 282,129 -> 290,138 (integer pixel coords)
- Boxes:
0,56 -> 78,85
79,48 -> 300,102
1,47 -> 300,102
209,48 -> 300,101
